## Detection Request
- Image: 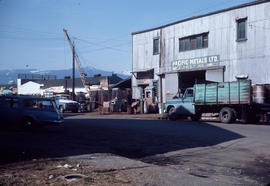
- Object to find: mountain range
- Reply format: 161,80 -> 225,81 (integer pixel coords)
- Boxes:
0,66 -> 130,85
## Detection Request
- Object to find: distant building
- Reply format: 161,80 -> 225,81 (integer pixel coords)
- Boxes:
131,0 -> 270,113
17,73 -> 122,96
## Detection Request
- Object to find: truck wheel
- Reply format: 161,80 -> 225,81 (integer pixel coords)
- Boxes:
168,107 -> 177,121
191,113 -> 201,121
219,107 -> 235,123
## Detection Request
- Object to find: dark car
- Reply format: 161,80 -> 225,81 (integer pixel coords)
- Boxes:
0,95 -> 63,129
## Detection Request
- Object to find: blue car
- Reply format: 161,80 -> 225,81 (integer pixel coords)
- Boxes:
0,95 -> 63,129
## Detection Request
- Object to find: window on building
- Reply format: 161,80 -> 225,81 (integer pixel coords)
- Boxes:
153,38 -> 159,55
179,38 -> 190,51
203,34 -> 208,48
237,18 -> 247,41
190,37 -> 197,50
153,80 -> 159,97
179,33 -> 208,52
197,35 -> 203,48
137,69 -> 154,80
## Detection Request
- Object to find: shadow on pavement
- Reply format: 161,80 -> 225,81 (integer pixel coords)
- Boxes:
0,118 -> 244,165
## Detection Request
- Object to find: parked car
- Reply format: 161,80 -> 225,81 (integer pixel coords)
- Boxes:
0,95 -> 63,129
55,94 -> 80,113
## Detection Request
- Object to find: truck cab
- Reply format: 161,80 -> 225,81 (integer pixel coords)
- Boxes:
165,88 -> 199,120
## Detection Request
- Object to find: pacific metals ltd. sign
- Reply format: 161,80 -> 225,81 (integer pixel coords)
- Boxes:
172,55 -> 220,71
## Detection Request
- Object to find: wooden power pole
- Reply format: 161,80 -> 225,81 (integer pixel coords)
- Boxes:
72,41 -> 75,101
63,29 -> 91,98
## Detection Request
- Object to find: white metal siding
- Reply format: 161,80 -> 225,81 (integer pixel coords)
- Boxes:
132,2 -> 270,102
18,81 -> 42,95
165,73 -> 178,101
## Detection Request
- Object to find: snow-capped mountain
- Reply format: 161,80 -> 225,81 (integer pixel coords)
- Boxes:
0,67 -> 130,85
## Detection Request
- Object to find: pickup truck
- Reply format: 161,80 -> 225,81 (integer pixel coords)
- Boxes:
55,94 -> 80,113
165,80 -> 270,123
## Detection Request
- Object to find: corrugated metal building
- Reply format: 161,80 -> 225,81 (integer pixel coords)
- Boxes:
131,0 -> 270,113
17,74 -> 122,95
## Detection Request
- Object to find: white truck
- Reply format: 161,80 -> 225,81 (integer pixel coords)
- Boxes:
55,94 -> 80,113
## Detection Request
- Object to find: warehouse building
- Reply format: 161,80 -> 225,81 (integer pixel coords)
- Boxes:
131,0 -> 270,113
17,73 -> 122,96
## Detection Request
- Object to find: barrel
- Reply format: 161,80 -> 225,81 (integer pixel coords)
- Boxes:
253,85 -> 266,104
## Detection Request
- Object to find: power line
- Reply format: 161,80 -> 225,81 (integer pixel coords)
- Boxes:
79,41 -> 131,53
133,17 -> 270,45
0,36 -> 64,41
63,38 -> 67,68
75,38 -> 129,53
0,25 -> 63,37
147,0 -> 254,30
74,48 -> 93,70
79,45 -> 131,54
74,32 -> 131,45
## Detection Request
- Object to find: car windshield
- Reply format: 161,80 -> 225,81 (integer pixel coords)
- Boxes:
41,100 -> 55,109
23,99 -> 55,109
185,89 -> 193,97
56,95 -> 71,100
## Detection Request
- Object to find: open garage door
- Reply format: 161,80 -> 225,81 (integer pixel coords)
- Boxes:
178,70 -> 211,92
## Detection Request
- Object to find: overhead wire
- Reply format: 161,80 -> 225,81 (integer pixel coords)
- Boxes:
0,25 -> 63,37
74,46 -> 95,70
75,37 -> 129,53
0,28 -> 64,41
79,41 -> 132,54
0,36 -> 64,41
149,0 -> 254,29
133,17 -> 270,46
0,0 -> 262,72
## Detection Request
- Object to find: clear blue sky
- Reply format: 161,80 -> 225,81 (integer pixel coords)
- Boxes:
0,0 -> 253,73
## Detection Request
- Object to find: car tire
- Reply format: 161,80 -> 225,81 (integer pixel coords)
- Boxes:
219,107 -> 235,123
168,107 -> 177,121
21,117 -> 37,130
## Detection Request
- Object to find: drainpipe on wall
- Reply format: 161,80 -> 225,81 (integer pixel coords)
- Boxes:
159,75 -> 164,114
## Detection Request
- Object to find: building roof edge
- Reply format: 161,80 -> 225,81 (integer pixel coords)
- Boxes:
131,0 -> 269,35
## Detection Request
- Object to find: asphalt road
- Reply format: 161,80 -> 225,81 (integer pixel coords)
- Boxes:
0,113 -> 270,185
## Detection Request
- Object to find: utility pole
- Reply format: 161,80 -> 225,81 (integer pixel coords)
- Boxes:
63,28 -> 91,96
72,41 -> 75,101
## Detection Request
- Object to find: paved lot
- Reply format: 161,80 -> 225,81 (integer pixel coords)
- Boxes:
0,112 -> 269,185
